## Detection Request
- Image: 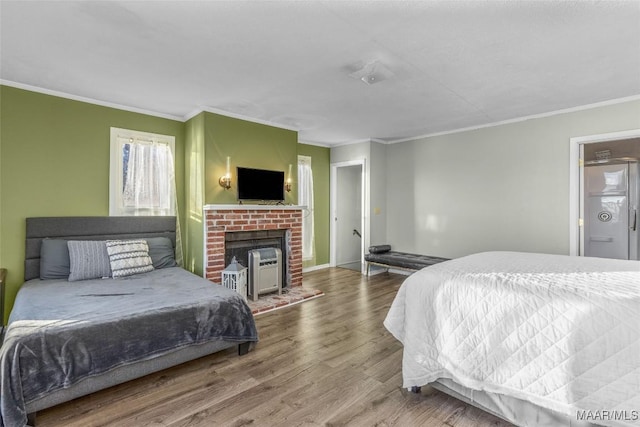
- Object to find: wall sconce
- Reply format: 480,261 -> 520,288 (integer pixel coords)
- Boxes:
285,164 -> 292,192
219,156 -> 232,190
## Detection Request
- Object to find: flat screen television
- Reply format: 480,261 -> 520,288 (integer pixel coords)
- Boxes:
237,167 -> 285,202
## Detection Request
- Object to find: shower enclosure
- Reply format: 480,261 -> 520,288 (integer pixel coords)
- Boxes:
583,159 -> 639,260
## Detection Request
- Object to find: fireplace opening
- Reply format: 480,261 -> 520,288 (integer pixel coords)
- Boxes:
224,229 -> 288,289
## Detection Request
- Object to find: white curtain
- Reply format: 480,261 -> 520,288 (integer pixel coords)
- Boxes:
298,156 -> 315,261
123,142 -> 174,214
119,138 -> 183,265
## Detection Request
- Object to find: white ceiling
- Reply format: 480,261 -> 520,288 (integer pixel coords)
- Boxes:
1,1 -> 639,146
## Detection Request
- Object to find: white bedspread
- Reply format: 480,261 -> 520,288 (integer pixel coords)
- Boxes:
384,252 -> 640,426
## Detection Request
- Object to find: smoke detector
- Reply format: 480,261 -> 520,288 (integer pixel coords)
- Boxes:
348,60 -> 394,85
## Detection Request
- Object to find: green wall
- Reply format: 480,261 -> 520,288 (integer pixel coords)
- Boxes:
203,112 -> 298,205
298,143 -> 330,266
183,113 -> 331,274
185,111 -> 300,275
184,112 -> 205,275
0,85 -> 185,322
0,86 -> 332,321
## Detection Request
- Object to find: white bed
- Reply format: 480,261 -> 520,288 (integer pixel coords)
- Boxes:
384,251 -> 640,427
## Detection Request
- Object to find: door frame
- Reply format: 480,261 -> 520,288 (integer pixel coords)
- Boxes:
330,159 -> 367,273
569,128 -> 640,255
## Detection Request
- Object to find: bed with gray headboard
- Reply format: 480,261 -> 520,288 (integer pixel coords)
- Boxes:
1,216 -> 258,427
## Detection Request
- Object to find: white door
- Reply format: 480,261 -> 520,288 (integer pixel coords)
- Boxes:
335,165 -> 363,269
584,163 -> 630,259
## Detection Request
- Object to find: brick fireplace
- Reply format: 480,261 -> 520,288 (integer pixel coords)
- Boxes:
203,205 -> 303,288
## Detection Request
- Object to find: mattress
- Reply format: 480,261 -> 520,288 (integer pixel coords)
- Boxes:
384,251 -> 640,427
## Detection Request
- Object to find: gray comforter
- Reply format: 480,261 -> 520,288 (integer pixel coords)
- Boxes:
0,267 -> 258,427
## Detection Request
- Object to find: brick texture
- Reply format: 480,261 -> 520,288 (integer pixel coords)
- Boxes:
204,208 -> 304,287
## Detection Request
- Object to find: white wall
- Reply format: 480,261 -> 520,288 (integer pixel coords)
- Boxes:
385,99 -> 640,258
369,142 -> 387,246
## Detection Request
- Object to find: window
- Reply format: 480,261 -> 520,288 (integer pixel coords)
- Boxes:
298,156 -> 315,261
109,127 -> 176,216
109,127 -> 182,265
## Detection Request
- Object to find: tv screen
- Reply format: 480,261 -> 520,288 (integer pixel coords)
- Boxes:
237,167 -> 285,201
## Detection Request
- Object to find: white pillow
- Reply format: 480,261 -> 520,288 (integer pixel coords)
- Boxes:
106,239 -> 154,278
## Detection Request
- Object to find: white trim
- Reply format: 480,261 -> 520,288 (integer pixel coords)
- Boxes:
194,106 -> 298,132
2,80 -> 183,121
0,80 -> 308,134
297,139 -> 333,148
5,80 -> 639,148
389,95 -> 640,144
568,128 -> 640,256
330,159 -> 367,274
203,204 -> 305,211
109,127 -> 176,216
302,263 -> 330,273
330,138 -> 373,148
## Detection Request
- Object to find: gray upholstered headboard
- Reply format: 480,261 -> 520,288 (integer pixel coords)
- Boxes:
25,216 -> 177,281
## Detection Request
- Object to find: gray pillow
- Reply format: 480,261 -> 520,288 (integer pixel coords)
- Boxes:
40,239 -> 70,279
369,244 -> 392,254
146,237 -> 178,269
67,240 -> 112,282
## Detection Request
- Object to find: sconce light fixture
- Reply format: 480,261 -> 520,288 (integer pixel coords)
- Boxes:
219,156 -> 232,190
285,164 -> 292,192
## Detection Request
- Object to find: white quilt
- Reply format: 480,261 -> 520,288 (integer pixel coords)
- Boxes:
384,251 -> 640,426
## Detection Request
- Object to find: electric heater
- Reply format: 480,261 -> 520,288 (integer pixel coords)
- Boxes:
248,248 -> 282,301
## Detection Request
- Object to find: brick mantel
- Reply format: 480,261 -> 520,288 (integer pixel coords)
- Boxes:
204,205 -> 304,288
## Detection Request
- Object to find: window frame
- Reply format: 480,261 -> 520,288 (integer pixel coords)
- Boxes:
109,127 -> 176,216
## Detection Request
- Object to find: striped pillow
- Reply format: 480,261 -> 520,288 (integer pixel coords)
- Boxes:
67,240 -> 112,281
106,239 -> 154,278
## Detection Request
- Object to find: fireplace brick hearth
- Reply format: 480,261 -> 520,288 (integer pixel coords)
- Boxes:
204,205 -> 304,288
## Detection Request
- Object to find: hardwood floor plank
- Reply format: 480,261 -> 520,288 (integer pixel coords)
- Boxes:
35,268 -> 514,427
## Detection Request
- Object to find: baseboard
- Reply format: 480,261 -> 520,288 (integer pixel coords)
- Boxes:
366,268 -> 387,276
302,263 -> 330,273
388,268 -> 412,276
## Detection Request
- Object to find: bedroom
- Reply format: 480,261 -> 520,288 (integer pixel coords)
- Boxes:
1,1 -> 640,426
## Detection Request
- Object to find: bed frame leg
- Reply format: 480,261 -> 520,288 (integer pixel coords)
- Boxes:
238,342 -> 250,356
409,386 -> 421,393
27,412 -> 37,426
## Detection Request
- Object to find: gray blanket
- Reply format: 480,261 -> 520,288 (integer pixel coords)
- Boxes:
0,267 -> 258,427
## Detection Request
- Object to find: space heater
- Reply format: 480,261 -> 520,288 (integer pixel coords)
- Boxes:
248,248 -> 282,301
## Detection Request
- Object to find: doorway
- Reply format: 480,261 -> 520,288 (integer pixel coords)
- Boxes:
569,130 -> 640,259
583,161 -> 638,259
331,160 -> 365,273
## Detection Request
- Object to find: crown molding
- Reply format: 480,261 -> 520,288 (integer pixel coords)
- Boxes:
4,80 -> 639,147
194,106 -> 299,132
297,139 -> 333,148
388,94 -> 640,144
0,80 -> 184,121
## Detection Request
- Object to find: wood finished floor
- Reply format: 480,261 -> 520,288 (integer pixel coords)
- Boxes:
36,268 -> 513,427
